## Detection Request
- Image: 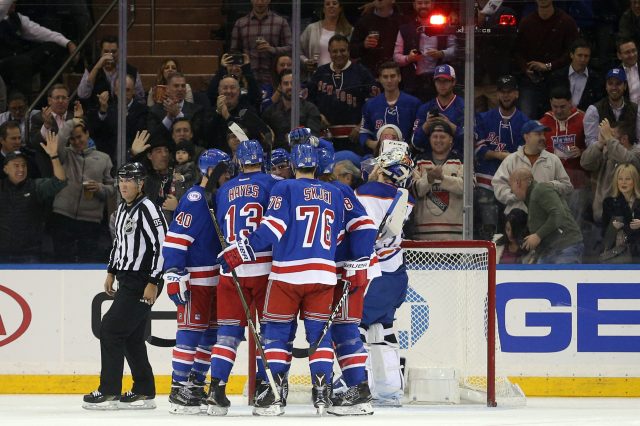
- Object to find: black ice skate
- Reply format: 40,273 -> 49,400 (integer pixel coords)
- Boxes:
206,378 -> 231,416
189,376 -> 208,410
168,380 -> 201,415
82,390 -> 119,410
311,374 -> 331,416
328,381 -> 374,416
252,373 -> 286,416
118,390 -> 156,409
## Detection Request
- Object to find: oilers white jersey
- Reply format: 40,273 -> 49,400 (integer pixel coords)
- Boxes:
162,185 -> 221,287
355,181 -> 414,273
247,178 -> 345,285
215,171 -> 277,277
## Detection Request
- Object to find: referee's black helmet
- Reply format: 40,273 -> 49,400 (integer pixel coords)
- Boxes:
118,162 -> 146,180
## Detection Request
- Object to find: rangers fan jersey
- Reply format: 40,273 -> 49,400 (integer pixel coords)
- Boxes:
413,95 -> 465,153
359,91 -> 421,148
247,178 -> 345,285
356,181 -> 414,273
162,185 -> 221,287
215,170 -> 277,277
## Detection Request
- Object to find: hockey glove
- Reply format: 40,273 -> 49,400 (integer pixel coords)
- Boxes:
164,268 -> 190,305
287,127 -> 311,146
343,257 -> 370,288
218,238 -> 256,273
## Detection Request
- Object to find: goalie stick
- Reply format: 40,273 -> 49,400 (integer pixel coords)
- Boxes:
291,279 -> 350,358
377,187 -> 409,241
208,208 -> 281,404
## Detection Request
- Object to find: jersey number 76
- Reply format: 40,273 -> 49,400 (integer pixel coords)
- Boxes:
296,206 -> 335,249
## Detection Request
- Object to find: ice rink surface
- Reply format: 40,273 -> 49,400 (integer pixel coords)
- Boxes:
1,395 -> 639,425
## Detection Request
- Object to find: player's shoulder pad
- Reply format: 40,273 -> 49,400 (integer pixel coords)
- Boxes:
355,181 -> 396,199
183,186 -> 204,203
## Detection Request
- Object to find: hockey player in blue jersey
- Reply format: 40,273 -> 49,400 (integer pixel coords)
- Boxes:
317,148 -> 379,415
206,140 -> 278,415
161,149 -> 230,414
217,143 -> 347,416
270,148 -> 292,180
355,148 -> 415,407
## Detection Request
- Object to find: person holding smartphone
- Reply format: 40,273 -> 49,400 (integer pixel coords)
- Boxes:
206,51 -> 262,110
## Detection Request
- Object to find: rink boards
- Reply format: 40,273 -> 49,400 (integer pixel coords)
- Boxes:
0,264 -> 639,396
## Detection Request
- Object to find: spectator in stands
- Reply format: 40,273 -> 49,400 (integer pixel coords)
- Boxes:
0,134 -> 66,263
51,119 -> 115,263
0,92 -> 38,145
230,0 -> 292,85
260,53 -> 292,112
349,0 -> 402,75
495,208 -> 530,264
28,84 -> 73,177
492,119 -> 572,215
539,85 -> 588,221
147,58 -> 194,107
308,34 -> 376,154
600,163 -> 640,263
77,36 -> 144,110
90,74 -> 149,163
394,0 -> 457,102
173,140 -> 198,201
300,0 -> 353,82
619,0 -> 640,60
332,159 -> 362,188
269,147 -> 292,179
0,120 -> 37,180
473,0 -> 518,112
549,39 -> 604,113
583,67 -> 640,147
375,123 -> 404,155
148,72 -> 204,149
209,75 -> 273,152
514,0 -> 579,119
0,1 -> 77,100
207,52 -> 261,110
262,69 -> 323,149
359,61 -> 420,156
509,167 -> 583,264
0,75 -> 5,112
413,64 -> 464,154
410,119 -> 463,240
616,38 -> 640,105
474,75 -> 529,239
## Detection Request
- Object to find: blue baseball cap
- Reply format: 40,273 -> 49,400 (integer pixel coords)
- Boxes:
606,67 -> 627,82
434,64 -> 456,80
521,120 -> 550,136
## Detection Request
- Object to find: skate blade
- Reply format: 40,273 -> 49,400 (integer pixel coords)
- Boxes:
206,404 -> 229,416
118,399 -> 156,409
82,401 -> 119,410
328,402 -> 374,416
315,403 -> 328,416
168,403 -> 201,415
252,405 -> 284,416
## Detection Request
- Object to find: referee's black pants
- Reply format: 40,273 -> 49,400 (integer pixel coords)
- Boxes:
99,272 -> 157,397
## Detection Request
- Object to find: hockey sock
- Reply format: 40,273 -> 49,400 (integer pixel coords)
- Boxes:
332,323 -> 368,386
191,327 -> 217,383
211,325 -> 244,382
262,321 -> 295,376
172,329 -> 202,383
305,318 -> 334,379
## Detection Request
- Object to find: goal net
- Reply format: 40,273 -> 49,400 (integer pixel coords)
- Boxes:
247,240 -> 525,407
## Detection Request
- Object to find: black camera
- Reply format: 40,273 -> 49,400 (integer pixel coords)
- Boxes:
230,54 -> 244,65
429,107 -> 441,117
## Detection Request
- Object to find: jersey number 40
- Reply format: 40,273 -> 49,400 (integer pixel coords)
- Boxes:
296,206 -> 335,249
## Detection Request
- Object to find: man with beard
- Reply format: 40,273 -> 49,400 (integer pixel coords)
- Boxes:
261,69 -> 323,148
584,67 -> 640,146
474,75 -> 529,238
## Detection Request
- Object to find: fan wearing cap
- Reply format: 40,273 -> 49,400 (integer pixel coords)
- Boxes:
173,139 -> 198,200
474,74 -> 529,239
410,119 -> 463,241
0,131 -> 66,262
412,64 -> 465,154
584,67 -> 640,147
492,119 -> 573,216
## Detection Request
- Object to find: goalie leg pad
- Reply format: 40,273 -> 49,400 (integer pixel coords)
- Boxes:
305,319 -> 334,379
211,325 -> 244,382
333,323 -> 368,387
172,330 -> 202,382
191,328 -> 217,383
263,321 -> 296,376
364,323 -> 404,403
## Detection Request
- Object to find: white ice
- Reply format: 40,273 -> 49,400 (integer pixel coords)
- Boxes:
1,395 -> 639,425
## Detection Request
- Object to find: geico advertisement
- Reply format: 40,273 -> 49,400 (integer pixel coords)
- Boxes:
0,268 -> 639,377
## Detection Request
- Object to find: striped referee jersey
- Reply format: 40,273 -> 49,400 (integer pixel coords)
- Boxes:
108,195 -> 168,283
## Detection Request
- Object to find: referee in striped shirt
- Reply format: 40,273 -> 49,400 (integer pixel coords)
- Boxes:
83,162 -> 168,410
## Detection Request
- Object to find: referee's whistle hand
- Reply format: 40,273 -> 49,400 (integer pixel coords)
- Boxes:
142,283 -> 158,305
104,274 -> 116,296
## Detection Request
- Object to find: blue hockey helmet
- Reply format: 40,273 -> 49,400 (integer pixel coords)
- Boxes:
198,148 -> 230,175
290,143 -> 318,169
236,139 -> 264,166
317,147 -> 335,175
270,148 -> 290,167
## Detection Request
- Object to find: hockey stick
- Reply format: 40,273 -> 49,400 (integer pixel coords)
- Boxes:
228,121 -> 249,142
208,208 -> 281,404
291,279 -> 350,359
